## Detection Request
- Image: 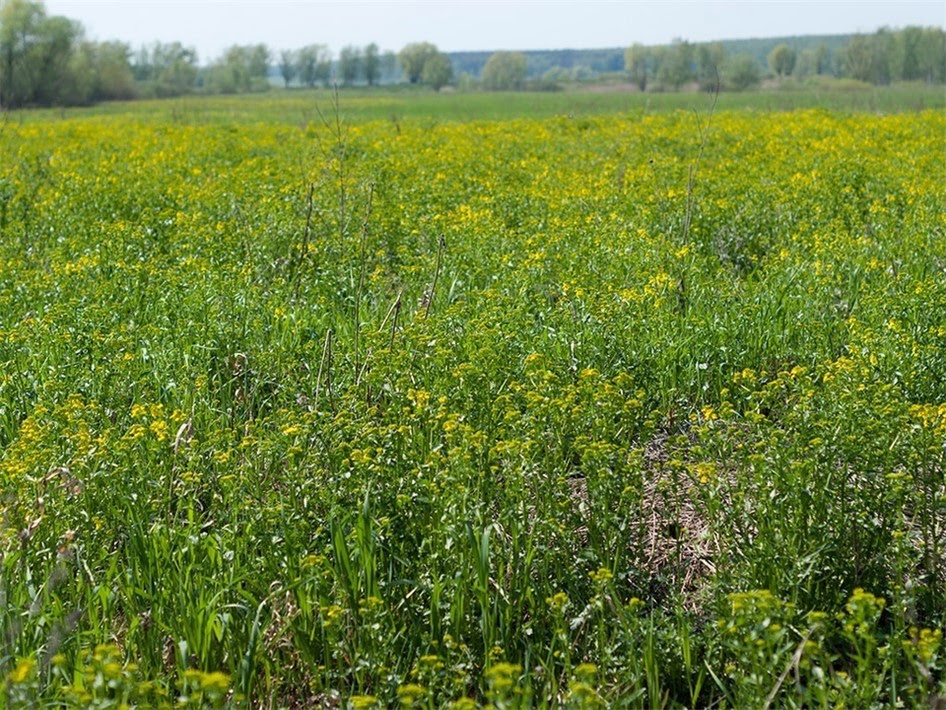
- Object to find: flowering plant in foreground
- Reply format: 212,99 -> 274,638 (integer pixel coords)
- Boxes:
0,97 -> 944,706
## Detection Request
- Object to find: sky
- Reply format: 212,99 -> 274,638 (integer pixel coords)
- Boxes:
44,0 -> 946,63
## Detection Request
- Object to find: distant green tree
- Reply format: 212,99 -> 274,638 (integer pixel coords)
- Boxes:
149,42 -> 199,96
696,42 -> 726,90
723,53 -> 761,90
793,47 -> 821,79
247,44 -> 270,83
90,40 -> 135,100
130,45 -> 151,81
398,42 -> 438,84
421,51 -> 452,90
363,42 -> 380,85
871,28 -> 895,84
624,43 -> 650,91
2,1 -> 149,106
892,26 -> 923,81
338,45 -> 361,86
917,27 -> 946,83
207,44 -> 270,94
648,45 -> 666,87
296,44 -> 331,87
61,41 -> 96,104
296,46 -> 315,86
206,57 -> 241,94
813,43 -> 832,75
59,39 -> 134,105
279,49 -> 296,87
841,35 -> 871,81
30,14 -> 80,104
0,0 -> 84,107
481,51 -> 527,90
0,0 -> 45,107
841,30 -> 892,84
657,38 -> 694,89
768,43 -> 796,77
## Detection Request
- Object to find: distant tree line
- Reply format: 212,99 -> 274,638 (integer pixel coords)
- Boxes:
623,26 -> 946,92
0,0 -> 392,108
1,0 -> 943,109
0,0 -> 136,107
839,26 -> 945,84
0,0 -> 456,108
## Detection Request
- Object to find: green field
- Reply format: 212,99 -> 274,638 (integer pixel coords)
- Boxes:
24,81 -> 946,125
1,88 -> 945,707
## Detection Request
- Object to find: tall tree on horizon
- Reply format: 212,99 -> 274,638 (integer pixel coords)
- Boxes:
296,44 -> 332,87
768,43 -> 797,77
657,38 -> 694,89
363,42 -> 380,85
398,42 -> 438,84
338,45 -> 361,86
624,43 -> 650,91
0,0 -> 82,108
279,49 -> 296,87
481,51 -> 527,90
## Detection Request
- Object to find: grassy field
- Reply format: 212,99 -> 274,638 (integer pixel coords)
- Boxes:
1,88 -> 945,707
21,81 -> 945,126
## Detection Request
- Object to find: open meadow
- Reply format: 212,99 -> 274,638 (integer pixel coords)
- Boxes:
1,87 -> 945,707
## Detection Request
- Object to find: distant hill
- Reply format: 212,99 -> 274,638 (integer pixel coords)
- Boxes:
448,34 -> 856,79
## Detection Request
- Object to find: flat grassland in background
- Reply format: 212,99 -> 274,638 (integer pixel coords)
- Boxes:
22,80 -> 946,124
1,86 -> 945,707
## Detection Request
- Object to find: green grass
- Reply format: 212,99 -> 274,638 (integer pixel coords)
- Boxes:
21,81 -> 946,126
1,89 -> 945,707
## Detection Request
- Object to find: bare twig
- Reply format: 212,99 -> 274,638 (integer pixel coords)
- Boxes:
378,290 -> 403,350
389,294 -> 402,350
315,328 -> 334,409
762,626 -> 815,710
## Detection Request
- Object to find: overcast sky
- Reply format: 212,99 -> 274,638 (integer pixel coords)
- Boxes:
44,0 -> 946,63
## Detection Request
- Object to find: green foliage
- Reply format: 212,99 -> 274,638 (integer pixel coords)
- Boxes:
420,51 -> 453,91
624,43 -> 650,91
295,43 -> 332,88
395,43 -> 453,90
278,49 -> 296,88
363,43 -> 380,86
843,30 -> 894,84
0,0 -> 83,107
622,27 -> 945,94
723,53 -> 761,90
657,39 -> 695,89
695,42 -> 726,90
793,43 -> 831,79
398,42 -> 440,84
133,41 -> 199,98
481,51 -> 528,91
768,43 -> 797,77
205,44 -> 270,94
339,45 -> 362,87
917,26 -> 946,83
